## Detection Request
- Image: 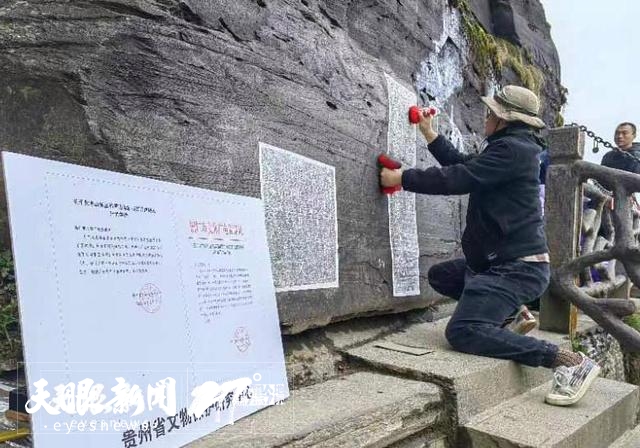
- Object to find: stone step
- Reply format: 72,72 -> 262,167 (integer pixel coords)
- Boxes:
610,423 -> 640,448
343,317 -> 592,424
187,372 -> 443,447
463,378 -> 639,448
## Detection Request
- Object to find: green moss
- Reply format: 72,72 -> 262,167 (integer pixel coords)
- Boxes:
454,0 -> 500,77
0,302 -> 18,348
0,251 -> 16,301
571,337 -> 586,354
453,0 -> 545,94
495,40 -> 545,94
555,112 -> 565,127
623,314 -> 640,332
0,251 -> 22,367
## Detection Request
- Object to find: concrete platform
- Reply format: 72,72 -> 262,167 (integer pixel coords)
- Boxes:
187,372 -> 443,447
464,378 -> 639,448
344,318 -> 587,423
611,423 -> 640,448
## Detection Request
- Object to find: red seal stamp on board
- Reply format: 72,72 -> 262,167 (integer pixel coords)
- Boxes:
136,283 -> 162,313
231,327 -> 251,353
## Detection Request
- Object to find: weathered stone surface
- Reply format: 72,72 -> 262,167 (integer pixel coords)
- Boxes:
611,423 -> 640,448
623,351 -> 640,388
468,0 -> 493,33
547,125 -> 585,162
464,378 -> 638,448
389,434 -> 448,448
282,304 -> 456,389
186,371 -> 443,447
540,164 -> 580,332
509,1 -> 563,115
343,317 -> 589,424
577,326 -> 626,382
0,0 -> 562,333
467,0 -> 563,124
541,127 -> 585,332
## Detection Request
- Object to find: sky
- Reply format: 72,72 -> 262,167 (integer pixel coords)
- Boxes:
540,0 -> 640,163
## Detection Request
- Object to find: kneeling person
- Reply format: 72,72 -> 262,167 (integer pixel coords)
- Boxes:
380,85 -> 600,406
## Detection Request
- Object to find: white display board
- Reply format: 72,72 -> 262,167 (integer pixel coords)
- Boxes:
384,74 -> 421,297
2,152 -> 289,448
259,143 -> 339,292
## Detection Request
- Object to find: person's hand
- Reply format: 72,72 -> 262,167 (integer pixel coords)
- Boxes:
418,108 -> 438,143
380,167 -> 403,187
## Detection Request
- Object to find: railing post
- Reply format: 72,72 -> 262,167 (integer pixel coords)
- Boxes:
540,126 -> 585,333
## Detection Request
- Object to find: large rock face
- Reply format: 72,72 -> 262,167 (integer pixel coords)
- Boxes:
0,0 -> 562,333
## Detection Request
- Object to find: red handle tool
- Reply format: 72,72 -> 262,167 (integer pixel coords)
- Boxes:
408,105 -> 437,124
377,153 -> 402,195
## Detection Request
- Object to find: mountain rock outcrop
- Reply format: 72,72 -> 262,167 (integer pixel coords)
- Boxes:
0,0 -> 563,333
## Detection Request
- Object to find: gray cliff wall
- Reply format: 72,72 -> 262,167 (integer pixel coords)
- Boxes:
0,0 -> 562,333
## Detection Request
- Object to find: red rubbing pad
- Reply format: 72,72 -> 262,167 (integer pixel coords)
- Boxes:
408,105 -> 437,124
377,153 -> 402,195
377,153 -> 401,169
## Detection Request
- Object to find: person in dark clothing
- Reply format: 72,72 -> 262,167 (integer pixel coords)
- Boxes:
599,123 -> 640,290
380,85 -> 600,406
598,122 -> 640,238
524,145 -> 549,312
539,147 -> 550,185
601,122 -> 640,173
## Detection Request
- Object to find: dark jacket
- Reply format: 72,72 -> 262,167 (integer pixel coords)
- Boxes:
539,148 -> 549,185
402,125 -> 548,272
601,143 -> 640,174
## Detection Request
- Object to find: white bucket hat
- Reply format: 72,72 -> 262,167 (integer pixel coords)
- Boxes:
481,85 -> 546,129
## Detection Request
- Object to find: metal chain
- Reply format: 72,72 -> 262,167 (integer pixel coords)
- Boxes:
565,122 -> 614,153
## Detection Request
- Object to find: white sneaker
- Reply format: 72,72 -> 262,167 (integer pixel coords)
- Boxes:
545,353 -> 601,406
503,305 -> 537,335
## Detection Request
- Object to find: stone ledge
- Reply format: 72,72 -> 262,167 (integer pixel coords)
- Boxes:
187,372 -> 443,447
611,423 -> 640,448
283,306 -> 453,390
342,317 -> 595,424
464,378 -> 639,448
